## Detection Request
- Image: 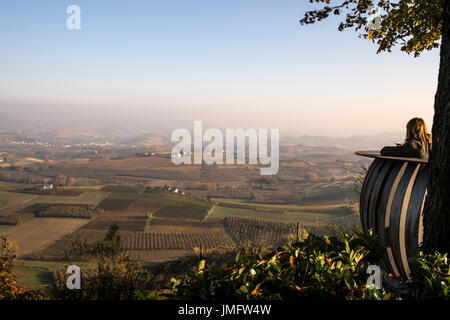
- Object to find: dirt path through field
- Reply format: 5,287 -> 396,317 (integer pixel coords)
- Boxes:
6,218 -> 90,258
202,205 -> 216,221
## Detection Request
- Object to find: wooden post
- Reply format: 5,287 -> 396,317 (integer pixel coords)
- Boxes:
200,243 -> 203,260
316,217 -> 319,234
296,222 -> 300,242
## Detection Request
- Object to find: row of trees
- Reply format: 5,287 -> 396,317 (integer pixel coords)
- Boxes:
0,171 -> 76,187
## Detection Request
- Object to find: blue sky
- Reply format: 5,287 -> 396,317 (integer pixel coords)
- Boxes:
0,0 -> 440,136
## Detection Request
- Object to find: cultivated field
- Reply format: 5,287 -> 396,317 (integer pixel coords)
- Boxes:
210,200 -> 354,224
96,198 -> 134,212
0,190 -> 109,216
0,190 -> 36,210
122,231 -> 234,251
0,132 -> 371,291
223,216 -> 306,247
5,217 -> 91,258
15,186 -> 228,262
28,229 -> 234,261
81,215 -> 147,231
0,162 -> 362,291
0,184 -> 359,264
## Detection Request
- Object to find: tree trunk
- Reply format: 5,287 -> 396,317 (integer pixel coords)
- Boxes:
423,0 -> 450,254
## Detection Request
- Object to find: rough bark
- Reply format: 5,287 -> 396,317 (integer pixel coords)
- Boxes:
423,0 -> 450,253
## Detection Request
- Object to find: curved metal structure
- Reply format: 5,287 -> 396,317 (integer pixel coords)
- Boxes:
356,151 -> 428,281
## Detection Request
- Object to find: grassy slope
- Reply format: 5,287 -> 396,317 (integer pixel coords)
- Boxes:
35,191 -> 109,205
14,260 -> 90,289
210,198 -> 354,223
6,217 -> 92,258
104,189 -> 211,219
0,224 -> 13,233
210,205 -> 350,223
0,191 -> 37,210
0,190 -> 109,216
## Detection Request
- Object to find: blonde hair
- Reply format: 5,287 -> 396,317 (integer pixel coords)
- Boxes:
406,118 -> 432,152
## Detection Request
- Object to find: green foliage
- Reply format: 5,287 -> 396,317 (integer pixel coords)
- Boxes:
300,0 -> 444,57
171,232 -> 395,300
407,251 -> 450,299
0,236 -> 26,299
135,289 -> 167,300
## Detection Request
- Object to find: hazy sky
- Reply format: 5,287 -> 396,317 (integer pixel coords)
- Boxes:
0,0 -> 439,137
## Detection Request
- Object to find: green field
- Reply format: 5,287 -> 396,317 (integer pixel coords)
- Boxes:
96,198 -> 134,212
210,202 -> 353,223
35,191 -> 109,205
0,224 -> 13,233
0,190 -> 109,214
154,203 -> 211,220
213,197 -> 352,211
0,191 -> 36,210
212,198 -> 300,211
95,187 -> 210,218
14,260 -> 69,289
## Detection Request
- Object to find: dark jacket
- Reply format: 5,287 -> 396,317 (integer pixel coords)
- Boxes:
380,139 -> 428,159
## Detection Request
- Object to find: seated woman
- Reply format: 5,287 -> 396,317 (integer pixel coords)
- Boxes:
380,118 -> 432,159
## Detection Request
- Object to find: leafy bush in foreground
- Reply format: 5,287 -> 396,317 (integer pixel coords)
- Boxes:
52,225 -> 153,300
407,251 -> 450,299
0,236 -> 26,299
171,232 -> 396,300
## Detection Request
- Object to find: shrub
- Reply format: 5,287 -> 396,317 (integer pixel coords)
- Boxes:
406,251 -> 450,299
0,236 -> 26,299
170,232 -> 396,300
52,225 -> 153,300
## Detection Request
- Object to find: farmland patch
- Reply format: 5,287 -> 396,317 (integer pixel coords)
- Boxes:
153,203 -> 211,220
6,218 -> 91,258
95,198 -> 134,212
81,215 -> 147,232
